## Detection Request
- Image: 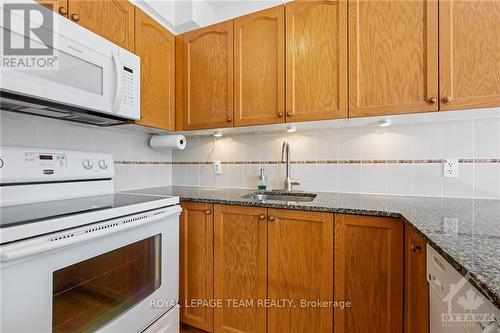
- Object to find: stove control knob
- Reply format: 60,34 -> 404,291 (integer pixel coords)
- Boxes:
0,158 -> 3,168
98,160 -> 108,169
82,159 -> 93,169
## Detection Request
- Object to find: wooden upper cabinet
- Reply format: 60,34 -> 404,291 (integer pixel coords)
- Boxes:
268,209 -> 333,333
348,0 -> 439,117
179,202 -> 214,332
135,8 -> 175,131
404,224 -> 429,333
68,0 -> 135,52
36,0 -> 68,17
334,215 -> 404,333
214,205 -> 267,333
285,0 -> 347,122
439,1 -> 500,110
177,21 -> 234,130
234,6 -> 285,127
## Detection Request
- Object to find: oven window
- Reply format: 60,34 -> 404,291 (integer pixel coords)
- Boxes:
52,235 -> 161,333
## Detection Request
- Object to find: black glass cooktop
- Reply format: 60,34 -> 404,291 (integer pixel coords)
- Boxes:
0,193 -> 174,229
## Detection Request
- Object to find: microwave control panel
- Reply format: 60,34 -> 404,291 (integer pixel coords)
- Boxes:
122,66 -> 135,106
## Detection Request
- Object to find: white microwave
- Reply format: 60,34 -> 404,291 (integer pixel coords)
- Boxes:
0,3 -> 140,126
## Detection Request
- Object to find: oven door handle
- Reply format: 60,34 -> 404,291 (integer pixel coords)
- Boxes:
0,205 -> 181,263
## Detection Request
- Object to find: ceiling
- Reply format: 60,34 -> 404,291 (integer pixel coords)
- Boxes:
133,0 -> 289,35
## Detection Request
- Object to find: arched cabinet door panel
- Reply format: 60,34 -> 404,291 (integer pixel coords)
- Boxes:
348,0 -> 439,117
234,6 -> 285,127
68,0 -> 135,52
285,0 -> 348,122
135,8 -> 175,131
439,0 -> 500,111
177,21 -> 234,130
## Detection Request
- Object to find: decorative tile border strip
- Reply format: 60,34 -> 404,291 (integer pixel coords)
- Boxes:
114,159 -> 500,165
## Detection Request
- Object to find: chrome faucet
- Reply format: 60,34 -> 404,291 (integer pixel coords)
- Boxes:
281,140 -> 300,191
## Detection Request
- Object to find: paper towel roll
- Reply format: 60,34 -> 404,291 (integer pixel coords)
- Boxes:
150,135 -> 186,150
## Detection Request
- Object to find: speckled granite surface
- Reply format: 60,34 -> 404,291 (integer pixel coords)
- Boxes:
124,186 -> 500,308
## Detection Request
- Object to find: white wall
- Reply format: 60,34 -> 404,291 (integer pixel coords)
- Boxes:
172,117 -> 500,199
0,111 -> 172,191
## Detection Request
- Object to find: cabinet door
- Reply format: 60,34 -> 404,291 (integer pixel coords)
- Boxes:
68,0 -> 134,52
180,202 -> 214,332
135,8 -> 175,131
404,224 -> 429,333
36,0 -> 68,17
348,0 -> 439,117
268,209 -> 334,333
234,6 -> 285,126
285,0 -> 347,122
439,1 -> 500,110
178,21 -> 234,130
213,205 -> 267,333
334,214 -> 404,333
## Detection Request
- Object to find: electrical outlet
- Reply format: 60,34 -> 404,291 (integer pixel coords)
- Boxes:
443,159 -> 459,178
443,218 -> 458,234
213,161 -> 222,175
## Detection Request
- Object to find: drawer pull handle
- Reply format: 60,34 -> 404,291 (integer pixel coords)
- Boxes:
205,209 -> 211,215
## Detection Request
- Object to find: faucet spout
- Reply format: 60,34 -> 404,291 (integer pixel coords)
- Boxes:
281,140 -> 300,191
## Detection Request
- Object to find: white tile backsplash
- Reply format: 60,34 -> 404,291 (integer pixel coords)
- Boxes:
171,116 -> 500,199
1,111 -> 172,191
3,110 -> 499,199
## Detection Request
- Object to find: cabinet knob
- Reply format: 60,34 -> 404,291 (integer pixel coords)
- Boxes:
286,111 -> 293,117
205,209 -> 212,215
268,216 -> 276,222
411,243 -> 422,252
442,96 -> 451,104
58,7 -> 67,15
258,214 -> 266,220
227,116 -> 232,122
71,13 -> 80,22
428,97 -> 437,104
277,112 -> 283,118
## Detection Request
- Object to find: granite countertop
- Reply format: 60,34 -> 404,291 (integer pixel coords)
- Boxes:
123,185 -> 500,308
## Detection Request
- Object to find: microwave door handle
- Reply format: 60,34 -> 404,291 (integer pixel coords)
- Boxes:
112,50 -> 123,112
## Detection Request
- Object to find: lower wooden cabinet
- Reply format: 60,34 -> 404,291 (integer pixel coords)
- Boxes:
268,209 -> 334,333
404,224 -> 429,333
180,203 -> 413,333
334,214 -> 404,333
179,202 -> 214,332
214,205 -> 267,333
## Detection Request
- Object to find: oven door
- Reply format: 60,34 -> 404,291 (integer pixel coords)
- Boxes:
0,205 -> 180,333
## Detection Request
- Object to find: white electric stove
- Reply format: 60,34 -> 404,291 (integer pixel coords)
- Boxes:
0,146 -> 180,333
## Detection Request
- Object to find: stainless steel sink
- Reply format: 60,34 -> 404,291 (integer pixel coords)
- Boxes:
242,191 -> 317,202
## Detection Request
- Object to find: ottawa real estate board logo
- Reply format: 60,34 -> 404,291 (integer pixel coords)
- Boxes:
1,3 -> 58,70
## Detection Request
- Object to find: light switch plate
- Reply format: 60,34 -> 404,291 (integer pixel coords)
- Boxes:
213,161 -> 222,175
443,159 -> 459,178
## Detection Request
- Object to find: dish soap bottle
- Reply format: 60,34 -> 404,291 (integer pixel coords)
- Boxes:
258,169 -> 267,192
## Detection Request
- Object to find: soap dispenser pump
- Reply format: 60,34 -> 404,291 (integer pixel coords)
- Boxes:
258,169 -> 267,192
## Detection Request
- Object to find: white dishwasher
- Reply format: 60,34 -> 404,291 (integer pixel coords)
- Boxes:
427,245 -> 499,333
